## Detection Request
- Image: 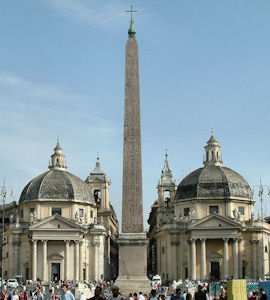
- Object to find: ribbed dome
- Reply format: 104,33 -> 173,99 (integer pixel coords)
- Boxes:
19,169 -> 94,204
175,165 -> 252,200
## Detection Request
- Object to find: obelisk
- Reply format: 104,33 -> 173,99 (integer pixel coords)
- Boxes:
115,6 -> 150,294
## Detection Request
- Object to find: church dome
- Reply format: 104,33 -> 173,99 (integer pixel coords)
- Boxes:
19,141 -> 94,204
175,135 -> 252,201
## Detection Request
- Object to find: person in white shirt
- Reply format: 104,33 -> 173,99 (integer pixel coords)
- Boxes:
11,290 -> 19,300
138,292 -> 144,300
80,293 -> 87,300
107,285 -> 124,300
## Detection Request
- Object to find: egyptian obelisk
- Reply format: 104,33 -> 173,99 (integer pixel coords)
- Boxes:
115,6 -> 150,294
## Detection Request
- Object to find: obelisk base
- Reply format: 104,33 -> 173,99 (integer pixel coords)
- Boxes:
115,233 -> 151,295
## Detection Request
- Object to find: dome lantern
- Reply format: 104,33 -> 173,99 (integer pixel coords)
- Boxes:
203,133 -> 223,167
49,138 -> 67,171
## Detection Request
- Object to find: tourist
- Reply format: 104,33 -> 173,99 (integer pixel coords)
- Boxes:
61,284 -> 75,300
149,290 -> 157,300
23,291 -> 27,300
36,287 -> 44,300
107,285 -> 123,300
259,289 -> 267,300
138,292 -> 144,300
133,293 -> 138,300
249,291 -> 258,300
19,291 -> 24,300
2,291 -> 6,300
170,289 -> 184,300
49,290 -> 56,300
186,294 -> 192,300
88,286 -> 104,300
219,289 -> 227,300
12,291 -> 19,300
80,293 -> 87,300
159,294 -> 167,300
7,290 -> 13,300
194,285 -> 207,300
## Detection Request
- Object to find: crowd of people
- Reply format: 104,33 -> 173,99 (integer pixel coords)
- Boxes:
0,279 -> 268,300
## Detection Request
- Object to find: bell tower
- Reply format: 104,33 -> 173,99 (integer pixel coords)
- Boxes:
85,157 -> 111,209
157,151 -> 177,206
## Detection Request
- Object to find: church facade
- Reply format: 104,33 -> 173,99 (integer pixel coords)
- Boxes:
148,134 -> 270,281
2,141 -> 118,282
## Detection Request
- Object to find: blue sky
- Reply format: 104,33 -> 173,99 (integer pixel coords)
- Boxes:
1,0 -> 270,228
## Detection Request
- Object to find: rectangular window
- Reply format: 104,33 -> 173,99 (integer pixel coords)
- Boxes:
90,210 -> 93,218
30,208 -> 35,214
209,206 -> 219,214
184,208 -> 190,216
20,209 -> 23,219
238,206 -> 245,215
79,209 -> 84,218
52,208 -> 62,216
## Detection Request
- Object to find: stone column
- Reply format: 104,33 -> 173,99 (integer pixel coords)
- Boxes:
200,238 -> 206,280
233,238 -> 238,278
32,239 -> 37,281
251,240 -> 257,279
79,242 -> 84,282
65,240 -> 70,280
42,240 -> 47,282
187,240 -> 190,279
178,239 -> 182,279
223,238 -> 229,279
174,241 -> 178,279
238,239 -> 242,278
191,239 -> 197,280
156,238 -> 159,275
75,241 -> 79,281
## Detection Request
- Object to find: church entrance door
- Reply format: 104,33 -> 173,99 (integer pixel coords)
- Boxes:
210,262 -> 220,280
51,263 -> 60,282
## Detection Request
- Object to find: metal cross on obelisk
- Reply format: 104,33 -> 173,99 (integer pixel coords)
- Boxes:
126,5 -> 138,21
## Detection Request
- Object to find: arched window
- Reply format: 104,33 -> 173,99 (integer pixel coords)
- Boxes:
164,191 -> 170,207
94,190 -> 101,204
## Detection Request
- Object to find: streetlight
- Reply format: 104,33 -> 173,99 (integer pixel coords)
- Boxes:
0,180 -> 13,295
253,179 -> 270,280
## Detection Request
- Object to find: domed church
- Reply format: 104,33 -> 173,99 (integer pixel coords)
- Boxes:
148,134 -> 270,281
3,141 -> 119,282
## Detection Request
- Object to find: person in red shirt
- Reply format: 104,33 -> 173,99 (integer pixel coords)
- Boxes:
248,291 -> 258,300
2,291 -> 6,300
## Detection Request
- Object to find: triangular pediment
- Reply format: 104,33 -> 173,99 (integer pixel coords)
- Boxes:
29,214 -> 85,231
189,213 -> 241,230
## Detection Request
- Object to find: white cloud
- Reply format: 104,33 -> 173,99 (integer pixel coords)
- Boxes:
0,72 -> 120,177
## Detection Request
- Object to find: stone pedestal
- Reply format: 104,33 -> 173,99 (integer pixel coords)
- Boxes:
115,233 -> 151,295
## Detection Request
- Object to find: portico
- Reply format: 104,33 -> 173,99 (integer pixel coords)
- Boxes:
187,213 -> 242,280
29,214 -> 103,282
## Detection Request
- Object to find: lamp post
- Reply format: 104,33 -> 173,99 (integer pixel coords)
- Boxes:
0,180 -> 13,295
253,179 -> 270,280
